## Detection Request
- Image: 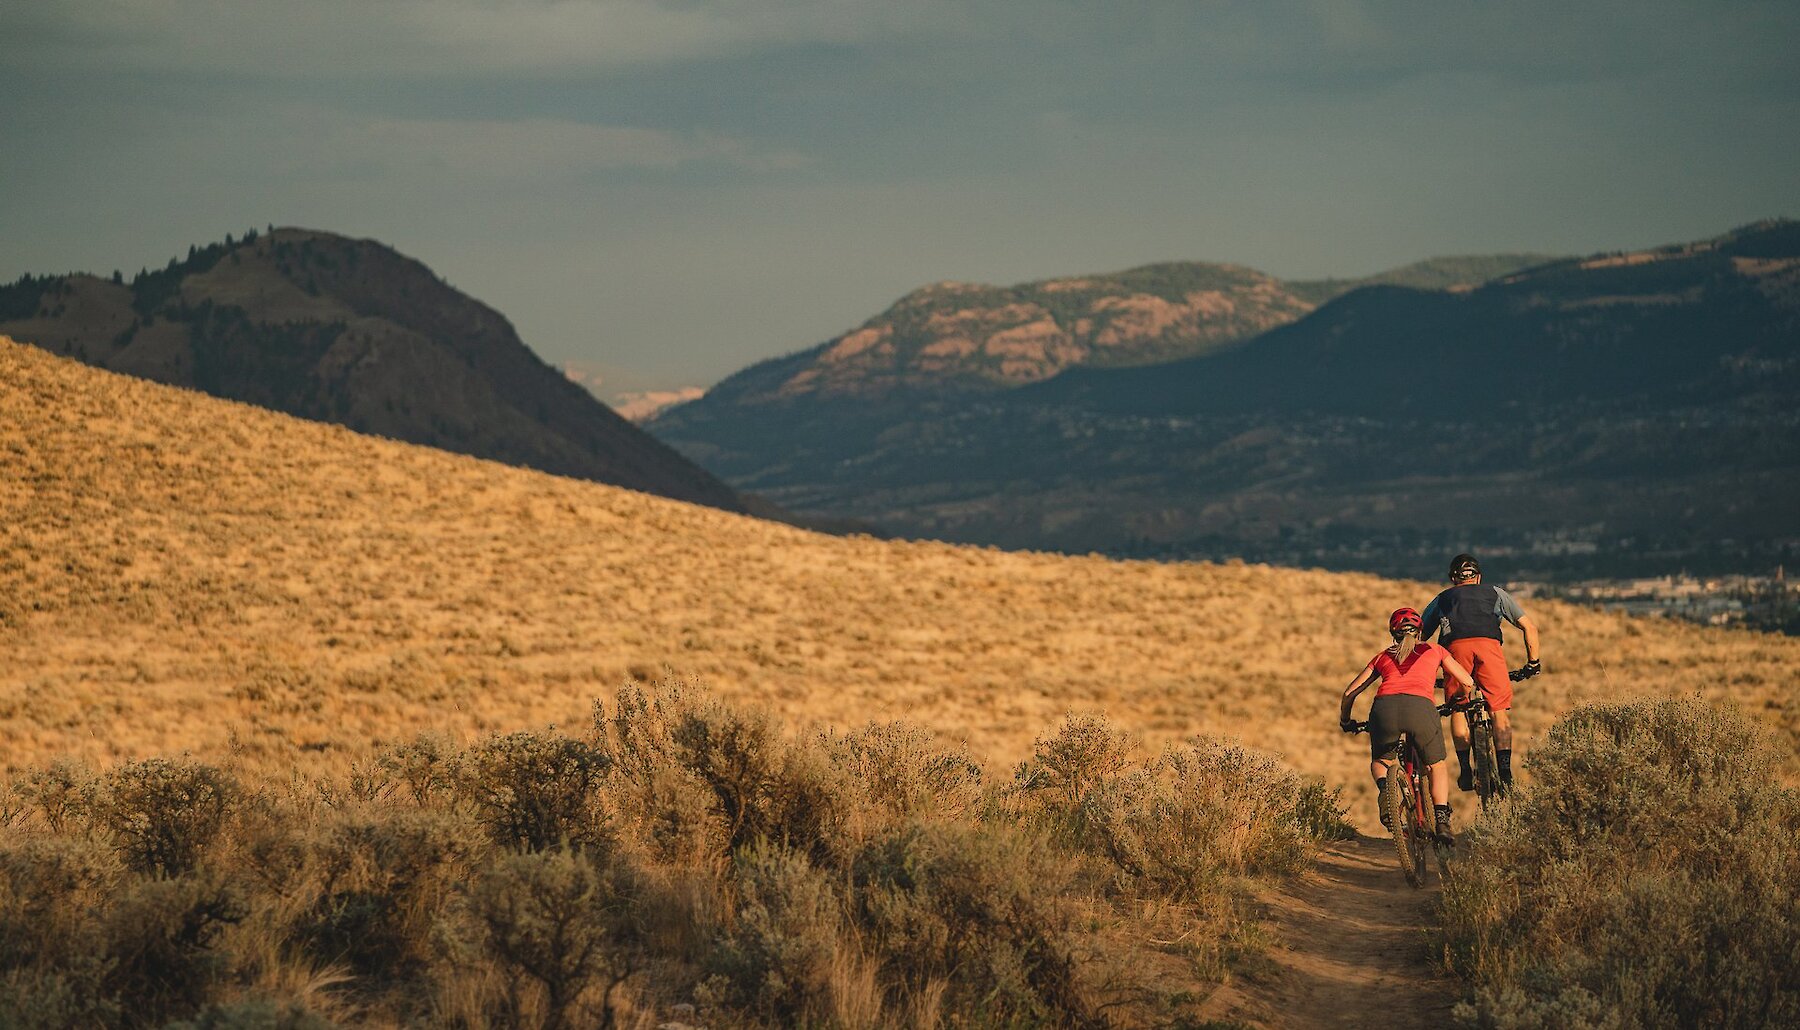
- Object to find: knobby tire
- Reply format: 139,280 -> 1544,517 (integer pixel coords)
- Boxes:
1471,721 -> 1502,811
1382,773 -> 1419,888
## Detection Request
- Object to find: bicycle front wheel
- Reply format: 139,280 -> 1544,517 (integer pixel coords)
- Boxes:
1471,720 -> 1502,810
1382,774 -> 1420,887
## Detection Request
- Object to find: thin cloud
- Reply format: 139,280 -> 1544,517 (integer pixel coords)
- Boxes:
0,0 -> 948,76
7,1 -> 1790,91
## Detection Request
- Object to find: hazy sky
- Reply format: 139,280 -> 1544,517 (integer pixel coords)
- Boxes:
4,2 -> 1797,396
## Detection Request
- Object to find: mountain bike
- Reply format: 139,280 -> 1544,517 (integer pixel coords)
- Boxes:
1448,664 -> 1536,811
1445,687 -> 1502,811
1344,720 -> 1439,888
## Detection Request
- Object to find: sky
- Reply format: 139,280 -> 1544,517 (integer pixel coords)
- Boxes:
3,2 -> 1797,398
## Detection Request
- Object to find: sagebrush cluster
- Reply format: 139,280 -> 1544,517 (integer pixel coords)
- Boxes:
0,684 -> 1347,1028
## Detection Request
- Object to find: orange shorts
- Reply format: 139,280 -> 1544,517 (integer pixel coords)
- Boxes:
1446,637 -> 1513,711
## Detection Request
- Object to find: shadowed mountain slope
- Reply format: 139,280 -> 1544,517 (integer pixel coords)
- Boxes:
4,336 -> 1797,796
1033,221 -> 1799,417
0,228 -> 746,512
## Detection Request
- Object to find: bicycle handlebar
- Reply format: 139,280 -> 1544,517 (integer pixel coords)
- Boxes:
1345,661 -> 1538,731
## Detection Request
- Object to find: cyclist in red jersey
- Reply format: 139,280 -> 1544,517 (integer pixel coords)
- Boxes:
1339,607 -> 1476,842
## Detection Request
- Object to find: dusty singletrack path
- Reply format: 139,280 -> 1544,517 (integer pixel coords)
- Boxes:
1199,834 -> 1461,1029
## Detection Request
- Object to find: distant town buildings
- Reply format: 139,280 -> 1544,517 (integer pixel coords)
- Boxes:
1516,571 -> 1800,631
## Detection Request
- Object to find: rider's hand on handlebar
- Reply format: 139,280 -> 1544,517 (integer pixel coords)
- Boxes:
1509,659 -> 1542,682
1339,717 -> 1358,734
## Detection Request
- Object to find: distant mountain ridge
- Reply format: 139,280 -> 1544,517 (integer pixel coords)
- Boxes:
0,228 -> 747,512
685,254 -> 1556,408
647,221 -> 1799,579
1032,221 -> 1799,418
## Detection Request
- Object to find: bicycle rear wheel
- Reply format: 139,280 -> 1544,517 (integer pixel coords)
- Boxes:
1471,720 -> 1502,810
1382,773 -> 1420,887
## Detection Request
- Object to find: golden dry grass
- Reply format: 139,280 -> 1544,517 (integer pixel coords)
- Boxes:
4,336 -> 1797,805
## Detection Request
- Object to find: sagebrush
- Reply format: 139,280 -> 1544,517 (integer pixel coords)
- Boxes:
0,686 -> 1346,1028
1439,698 -> 1800,1029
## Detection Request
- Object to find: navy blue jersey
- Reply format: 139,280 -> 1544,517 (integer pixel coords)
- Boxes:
1421,584 -> 1525,643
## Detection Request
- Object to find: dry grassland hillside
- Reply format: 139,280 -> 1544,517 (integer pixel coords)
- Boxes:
4,337 -> 1797,799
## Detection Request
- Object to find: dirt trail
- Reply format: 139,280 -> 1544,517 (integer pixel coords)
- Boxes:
1199,834 -> 1461,1029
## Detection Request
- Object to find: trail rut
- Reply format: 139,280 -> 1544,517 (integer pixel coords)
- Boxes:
1200,834 -> 1461,1029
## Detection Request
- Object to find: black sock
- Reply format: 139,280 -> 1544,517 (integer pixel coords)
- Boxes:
1497,749 -> 1513,781
1375,775 -> 1388,793
1434,804 -> 1452,820
1456,747 -> 1471,769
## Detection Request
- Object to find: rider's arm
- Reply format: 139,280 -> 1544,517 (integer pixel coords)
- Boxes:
1516,614 -> 1541,664
1441,654 -> 1476,694
1419,595 -> 1442,640
1494,588 -> 1541,664
1339,666 -> 1378,724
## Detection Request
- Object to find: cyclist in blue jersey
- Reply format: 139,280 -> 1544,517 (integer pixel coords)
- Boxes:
1420,554 -> 1542,792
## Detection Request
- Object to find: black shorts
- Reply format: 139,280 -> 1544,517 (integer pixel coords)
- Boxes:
1368,694 -> 1446,765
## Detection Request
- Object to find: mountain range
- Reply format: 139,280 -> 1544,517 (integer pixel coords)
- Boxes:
8,220 -> 1793,582
686,253 -> 1554,407
0,228 -> 747,513
649,221 -> 1800,579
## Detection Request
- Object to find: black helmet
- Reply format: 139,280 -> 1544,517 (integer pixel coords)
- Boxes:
1449,553 -> 1481,580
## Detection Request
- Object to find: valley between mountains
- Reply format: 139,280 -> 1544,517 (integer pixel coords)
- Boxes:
651,220 -> 1800,580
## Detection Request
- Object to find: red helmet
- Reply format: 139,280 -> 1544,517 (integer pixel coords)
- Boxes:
1389,607 -> 1423,634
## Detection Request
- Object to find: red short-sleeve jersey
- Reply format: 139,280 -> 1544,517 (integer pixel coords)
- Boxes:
1367,641 -> 1450,701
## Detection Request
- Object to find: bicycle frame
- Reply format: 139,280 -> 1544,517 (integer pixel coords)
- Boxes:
1443,682 -> 1503,809
1348,720 -> 1436,887
1389,732 -> 1432,885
